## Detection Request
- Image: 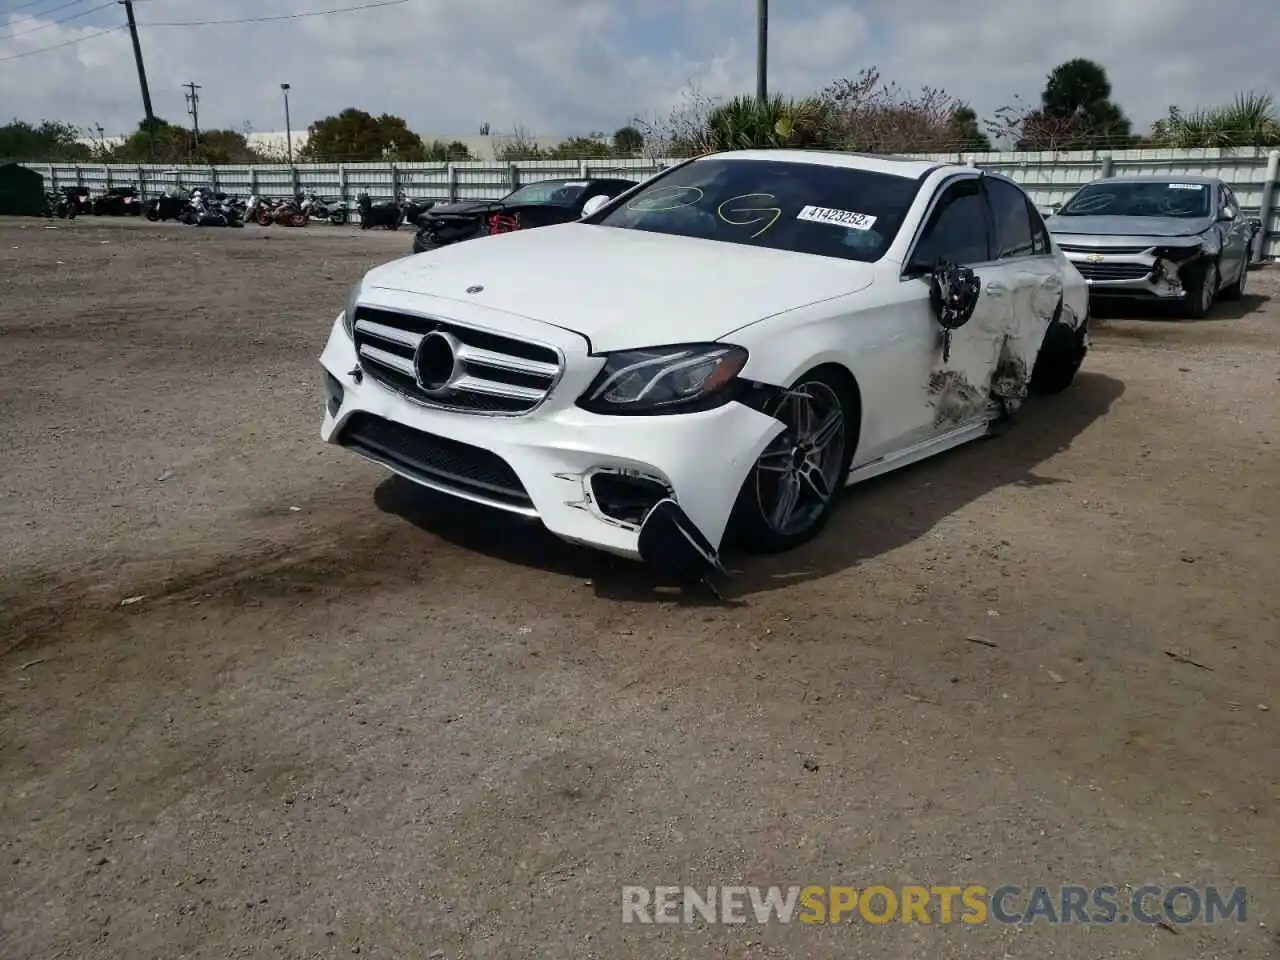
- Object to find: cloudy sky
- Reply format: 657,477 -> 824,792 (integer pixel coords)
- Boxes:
2,0 -> 1277,141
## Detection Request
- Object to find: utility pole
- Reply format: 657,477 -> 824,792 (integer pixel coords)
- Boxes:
183,81 -> 202,157
756,0 -> 767,105
281,84 -> 293,166
118,1 -> 154,127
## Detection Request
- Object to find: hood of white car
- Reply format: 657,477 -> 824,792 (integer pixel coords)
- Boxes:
363,223 -> 876,352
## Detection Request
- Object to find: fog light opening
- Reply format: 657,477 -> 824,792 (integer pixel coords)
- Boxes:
589,470 -> 672,527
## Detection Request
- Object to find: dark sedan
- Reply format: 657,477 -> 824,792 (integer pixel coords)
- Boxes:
411,177 -> 638,254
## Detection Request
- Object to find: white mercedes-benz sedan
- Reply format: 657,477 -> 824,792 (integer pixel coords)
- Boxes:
319,149 -> 1090,585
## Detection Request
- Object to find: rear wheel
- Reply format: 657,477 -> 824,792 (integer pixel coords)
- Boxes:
1030,315 -> 1087,395
731,370 -> 856,553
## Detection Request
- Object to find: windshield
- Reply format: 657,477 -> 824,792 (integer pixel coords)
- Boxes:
590,157 -> 923,262
1058,181 -> 1212,219
502,180 -> 589,206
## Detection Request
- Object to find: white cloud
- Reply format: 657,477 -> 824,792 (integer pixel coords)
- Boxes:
1,0 -> 1276,141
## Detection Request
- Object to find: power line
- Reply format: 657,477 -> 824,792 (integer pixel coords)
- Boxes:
0,23 -> 122,60
140,0 -> 413,27
3,1 -> 115,39
0,0 -> 75,15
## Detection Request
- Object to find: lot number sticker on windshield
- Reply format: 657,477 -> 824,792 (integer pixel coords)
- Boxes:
1168,183 -> 1204,190
796,205 -> 877,230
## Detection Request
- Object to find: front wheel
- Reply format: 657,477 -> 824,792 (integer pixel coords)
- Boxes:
730,371 -> 856,554
1218,256 -> 1247,301
1181,259 -> 1218,319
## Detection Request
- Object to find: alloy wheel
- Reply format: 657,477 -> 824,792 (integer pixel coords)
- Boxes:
753,382 -> 847,537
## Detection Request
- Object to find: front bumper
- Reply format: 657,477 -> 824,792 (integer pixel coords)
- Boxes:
1061,246 -> 1202,300
318,315 -> 782,564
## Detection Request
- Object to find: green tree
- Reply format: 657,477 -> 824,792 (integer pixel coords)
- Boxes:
109,117 -> 188,162
993,59 -> 1134,149
0,119 -> 92,161
422,139 -> 474,161
1147,92 -> 1280,148
547,134 -> 614,160
612,125 -> 644,155
947,105 -> 992,151
300,108 -> 426,161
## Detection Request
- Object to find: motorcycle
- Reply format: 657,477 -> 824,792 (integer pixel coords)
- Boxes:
300,191 -> 350,225
399,192 -> 436,225
146,187 -> 187,222
358,192 -> 404,230
271,197 -> 309,227
44,190 -> 76,219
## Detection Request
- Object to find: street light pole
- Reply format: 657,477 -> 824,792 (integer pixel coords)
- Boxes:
281,83 -> 293,165
756,0 -> 767,105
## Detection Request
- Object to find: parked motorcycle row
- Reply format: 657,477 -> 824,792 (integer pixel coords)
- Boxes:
44,185 -> 139,218
43,183 -> 438,229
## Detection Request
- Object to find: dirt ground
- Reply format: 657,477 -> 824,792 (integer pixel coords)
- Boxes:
1,216 -> 1277,960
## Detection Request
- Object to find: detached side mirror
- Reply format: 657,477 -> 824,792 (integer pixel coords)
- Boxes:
1218,208 -> 1237,222
580,194 -> 610,219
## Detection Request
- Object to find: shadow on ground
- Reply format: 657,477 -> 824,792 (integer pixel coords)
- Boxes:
374,372 -> 1125,604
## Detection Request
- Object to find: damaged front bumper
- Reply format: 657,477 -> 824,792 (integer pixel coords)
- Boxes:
1057,236 -> 1207,300
318,317 -> 782,581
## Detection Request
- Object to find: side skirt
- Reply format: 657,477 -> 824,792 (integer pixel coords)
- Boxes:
844,417 -> 993,488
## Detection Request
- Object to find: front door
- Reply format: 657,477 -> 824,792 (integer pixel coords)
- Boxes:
894,175 -> 1012,443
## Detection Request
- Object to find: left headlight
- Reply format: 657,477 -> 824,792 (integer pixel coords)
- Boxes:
342,282 -> 362,338
576,343 -> 748,415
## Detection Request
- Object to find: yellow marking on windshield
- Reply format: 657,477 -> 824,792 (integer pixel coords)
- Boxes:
626,186 -> 705,212
717,193 -> 782,238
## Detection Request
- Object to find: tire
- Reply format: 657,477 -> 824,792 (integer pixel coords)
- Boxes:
730,368 -> 857,554
1030,316 -> 1087,395
1218,256 -> 1247,301
290,212 -> 308,228
1181,259 -> 1218,319
146,206 -> 160,222
330,211 -> 348,225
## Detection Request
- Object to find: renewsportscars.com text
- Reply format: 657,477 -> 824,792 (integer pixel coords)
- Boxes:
621,884 -> 1248,926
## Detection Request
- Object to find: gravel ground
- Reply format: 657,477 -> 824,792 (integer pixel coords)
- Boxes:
1,216 -> 1277,960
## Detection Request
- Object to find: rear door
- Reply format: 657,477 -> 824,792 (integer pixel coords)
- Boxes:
981,176 -> 1066,400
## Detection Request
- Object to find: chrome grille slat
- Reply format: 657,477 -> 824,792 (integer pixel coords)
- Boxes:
450,375 -> 545,402
360,343 -> 416,375
351,306 -> 562,416
455,344 -> 560,378
354,318 -> 425,348
1060,243 -> 1153,255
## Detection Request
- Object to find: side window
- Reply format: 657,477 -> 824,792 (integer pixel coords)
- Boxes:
912,178 -> 990,266
1027,199 -> 1052,254
985,177 -> 1035,259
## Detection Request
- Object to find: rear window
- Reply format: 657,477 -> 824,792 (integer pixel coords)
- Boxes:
503,180 -> 588,206
1058,181 -> 1211,219
591,157 -> 925,262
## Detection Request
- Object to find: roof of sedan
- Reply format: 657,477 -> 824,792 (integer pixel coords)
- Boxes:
707,149 -> 947,179
1100,174 -> 1221,185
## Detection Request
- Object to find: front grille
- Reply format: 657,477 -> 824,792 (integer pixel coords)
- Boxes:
1058,243 -> 1152,255
338,413 -> 533,511
1075,261 -> 1153,281
352,306 -> 561,415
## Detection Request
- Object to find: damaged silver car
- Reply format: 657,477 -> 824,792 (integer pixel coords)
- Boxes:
1045,175 -> 1260,319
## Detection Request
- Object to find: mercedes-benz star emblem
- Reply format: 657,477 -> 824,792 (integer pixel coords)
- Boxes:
413,330 -> 461,394
466,284 -> 484,294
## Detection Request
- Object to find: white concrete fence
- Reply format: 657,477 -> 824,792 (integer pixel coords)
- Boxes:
25,147 -> 1280,260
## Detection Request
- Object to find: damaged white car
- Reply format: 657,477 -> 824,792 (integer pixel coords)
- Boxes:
319,150 -> 1090,587
1045,175 -> 1260,319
